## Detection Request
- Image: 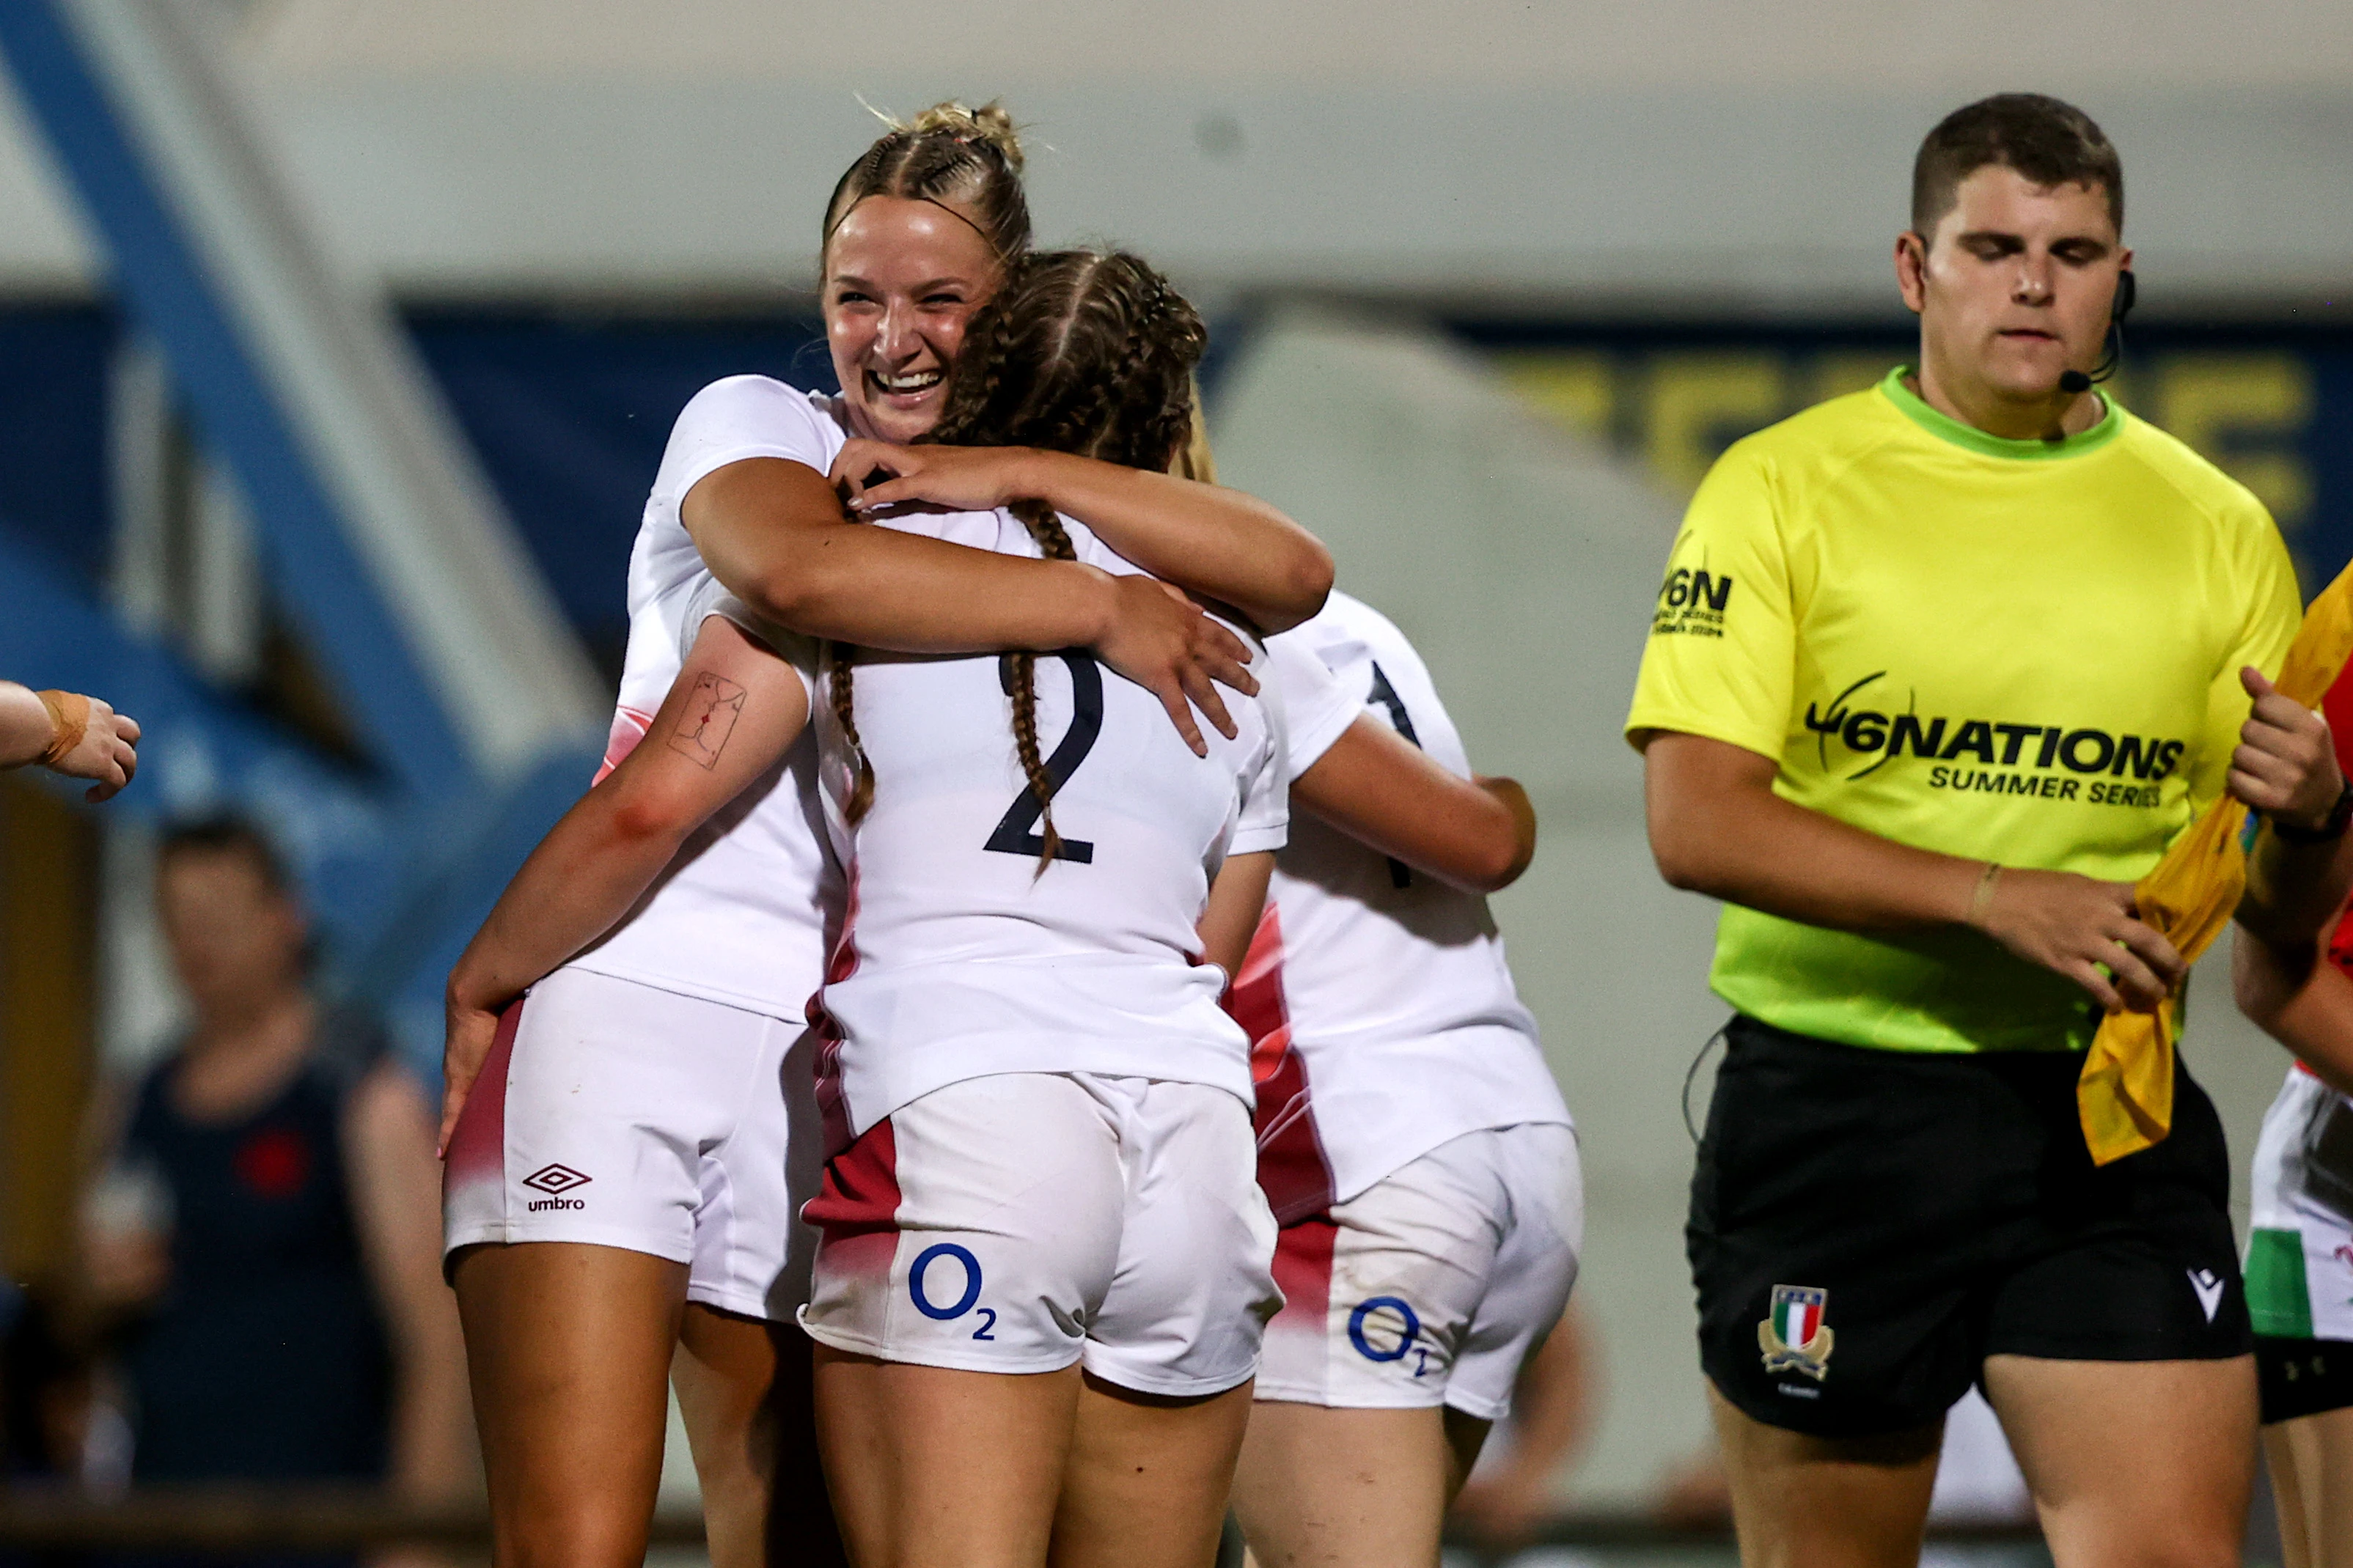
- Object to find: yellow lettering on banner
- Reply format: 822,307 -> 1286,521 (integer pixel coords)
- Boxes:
2151,354 -> 2316,531
1491,351 -> 1615,442
1645,353 -> 1785,493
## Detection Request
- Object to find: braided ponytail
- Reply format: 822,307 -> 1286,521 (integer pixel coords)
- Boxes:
1004,498 -> 1081,872
828,642 -> 876,827
918,248 -> 1208,877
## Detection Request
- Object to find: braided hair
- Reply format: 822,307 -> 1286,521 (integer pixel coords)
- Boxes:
832,250 -> 1208,875
821,100 -> 1030,267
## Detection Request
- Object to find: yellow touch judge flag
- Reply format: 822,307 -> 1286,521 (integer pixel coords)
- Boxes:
2080,562 -> 2353,1165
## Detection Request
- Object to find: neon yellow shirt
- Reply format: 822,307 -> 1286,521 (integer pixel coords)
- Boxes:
1626,367 -> 2300,1053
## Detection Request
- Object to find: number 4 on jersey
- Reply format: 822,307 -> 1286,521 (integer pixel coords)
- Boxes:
985,651 -> 1101,864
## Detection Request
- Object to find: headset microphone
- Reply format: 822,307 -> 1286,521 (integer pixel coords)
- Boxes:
2061,268 -> 2137,395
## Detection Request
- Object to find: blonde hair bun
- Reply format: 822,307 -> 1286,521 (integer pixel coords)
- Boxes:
904,100 -> 1026,174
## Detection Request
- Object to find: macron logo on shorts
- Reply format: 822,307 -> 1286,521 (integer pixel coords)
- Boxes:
2188,1268 -> 2224,1323
524,1163 -> 591,1212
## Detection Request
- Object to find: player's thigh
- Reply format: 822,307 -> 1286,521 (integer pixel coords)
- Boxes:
1983,1353 -> 2255,1568
1707,1380 -> 1942,1568
812,1343 -> 1079,1568
1232,1402 -> 1452,1568
1054,1373 -> 1259,1568
2255,1337 -> 2353,1568
452,1241 -> 688,1568
673,1306 -> 845,1568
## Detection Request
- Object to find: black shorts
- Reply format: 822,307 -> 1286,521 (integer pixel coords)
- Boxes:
1691,1015 -> 2251,1439
2257,1337 -> 2353,1424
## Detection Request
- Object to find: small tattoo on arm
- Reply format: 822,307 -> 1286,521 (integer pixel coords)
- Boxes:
668,673 -> 746,770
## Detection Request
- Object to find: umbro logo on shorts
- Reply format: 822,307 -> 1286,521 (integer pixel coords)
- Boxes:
524,1163 -> 591,1212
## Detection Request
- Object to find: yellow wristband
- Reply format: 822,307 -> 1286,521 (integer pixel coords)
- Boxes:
35,690 -> 89,768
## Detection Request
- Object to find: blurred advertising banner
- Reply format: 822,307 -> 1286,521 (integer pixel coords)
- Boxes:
1455,320 -> 2352,594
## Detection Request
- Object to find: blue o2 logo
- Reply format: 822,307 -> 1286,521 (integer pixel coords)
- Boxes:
1348,1295 -> 1422,1363
908,1243 -> 996,1340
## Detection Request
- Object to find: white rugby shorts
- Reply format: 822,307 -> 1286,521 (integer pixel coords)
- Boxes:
2249,1065 -> 2353,1342
799,1072 -> 1280,1396
1255,1122 -> 1582,1420
441,967 -> 820,1322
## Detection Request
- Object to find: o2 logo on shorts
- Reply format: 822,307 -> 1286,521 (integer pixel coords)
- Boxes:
908,1243 -> 997,1341
1348,1295 -> 1433,1377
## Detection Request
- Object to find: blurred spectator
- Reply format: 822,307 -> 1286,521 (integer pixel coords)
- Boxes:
77,818 -> 471,1511
0,682 -> 139,802
1447,1304 -> 1597,1553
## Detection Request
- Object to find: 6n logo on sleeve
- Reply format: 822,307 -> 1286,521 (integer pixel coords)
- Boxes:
1758,1284 -> 1835,1380
1653,565 -> 1734,638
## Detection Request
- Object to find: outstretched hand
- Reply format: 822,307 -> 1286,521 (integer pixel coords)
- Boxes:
46,692 -> 141,802
830,439 -> 1039,514
2231,666 -> 2343,831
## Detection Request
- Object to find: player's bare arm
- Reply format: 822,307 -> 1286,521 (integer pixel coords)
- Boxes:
830,439 -> 1335,633
0,680 -> 142,800
2232,919 -> 2353,1092
438,615 -> 811,1150
1196,850 -> 1277,983
682,455 -> 1254,756
667,671 -> 748,771
1292,715 -> 1536,894
1643,729 -> 2184,1014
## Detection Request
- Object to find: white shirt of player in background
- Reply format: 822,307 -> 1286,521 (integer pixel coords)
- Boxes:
564,375 -> 847,1020
812,507 -> 1288,1144
1247,590 -> 1572,1210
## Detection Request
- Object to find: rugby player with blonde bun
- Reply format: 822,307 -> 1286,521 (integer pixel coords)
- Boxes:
440,103 -> 1331,1568
0,679 -> 139,799
1629,94 -> 2346,1567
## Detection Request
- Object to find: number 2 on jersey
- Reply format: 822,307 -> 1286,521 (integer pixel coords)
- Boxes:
985,651 -> 1101,864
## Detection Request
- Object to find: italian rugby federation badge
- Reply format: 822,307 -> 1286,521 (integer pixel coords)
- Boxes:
1758,1284 -> 1834,1380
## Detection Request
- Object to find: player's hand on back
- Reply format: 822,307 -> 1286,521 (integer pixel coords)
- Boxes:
831,438 -> 1035,514
2231,666 -> 2344,831
1972,868 -> 2184,1014
1090,575 -> 1255,758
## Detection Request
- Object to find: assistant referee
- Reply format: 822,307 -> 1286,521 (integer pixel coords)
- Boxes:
1629,94 -> 2349,1568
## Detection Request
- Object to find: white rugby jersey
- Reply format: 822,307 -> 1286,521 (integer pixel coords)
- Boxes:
1236,590 -> 1571,1219
562,376 -> 847,1021
812,508 -> 1289,1145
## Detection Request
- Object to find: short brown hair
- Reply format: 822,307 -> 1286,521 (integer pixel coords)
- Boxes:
1912,94 -> 2123,238
158,814 -> 292,897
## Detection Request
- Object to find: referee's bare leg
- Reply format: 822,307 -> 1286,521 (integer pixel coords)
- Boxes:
1706,1384 -> 1942,1568
1986,1355 -> 2255,1568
